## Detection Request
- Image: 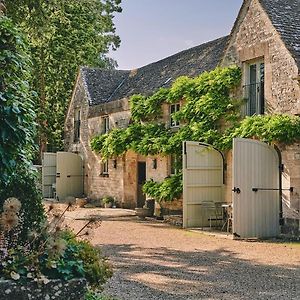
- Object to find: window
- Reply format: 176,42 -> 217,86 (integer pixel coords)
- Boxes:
73,109 -> 81,142
170,103 -> 180,127
101,160 -> 109,176
101,116 -> 110,134
170,154 -> 181,175
244,61 -> 265,116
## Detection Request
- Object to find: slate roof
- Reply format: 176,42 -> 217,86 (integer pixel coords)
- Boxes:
81,36 -> 228,106
259,0 -> 300,69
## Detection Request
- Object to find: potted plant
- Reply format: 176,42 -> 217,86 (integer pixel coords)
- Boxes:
102,196 -> 114,208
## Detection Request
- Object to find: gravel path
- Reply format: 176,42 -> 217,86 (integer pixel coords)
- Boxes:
66,208 -> 300,300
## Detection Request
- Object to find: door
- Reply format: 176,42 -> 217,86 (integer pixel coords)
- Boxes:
56,152 -> 84,201
137,162 -> 146,208
42,153 -> 57,198
183,141 -> 224,228
232,138 -> 280,238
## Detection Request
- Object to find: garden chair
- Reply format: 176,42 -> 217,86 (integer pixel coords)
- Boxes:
201,201 -> 223,229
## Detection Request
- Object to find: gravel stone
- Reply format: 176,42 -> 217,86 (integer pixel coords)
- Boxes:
66,208 -> 300,300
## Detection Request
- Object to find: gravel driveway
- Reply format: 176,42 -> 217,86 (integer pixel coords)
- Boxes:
66,208 -> 300,300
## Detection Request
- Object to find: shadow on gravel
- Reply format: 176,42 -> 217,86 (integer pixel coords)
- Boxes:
100,244 -> 300,300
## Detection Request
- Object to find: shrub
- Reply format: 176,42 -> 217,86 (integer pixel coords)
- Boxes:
0,166 -> 44,242
0,199 -> 111,290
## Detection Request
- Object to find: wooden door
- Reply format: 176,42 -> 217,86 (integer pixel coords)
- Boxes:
137,162 -> 146,208
233,138 -> 280,238
183,141 -> 224,228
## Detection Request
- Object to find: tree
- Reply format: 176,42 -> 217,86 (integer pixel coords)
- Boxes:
0,15 -> 45,237
5,0 -> 122,159
0,16 -> 36,181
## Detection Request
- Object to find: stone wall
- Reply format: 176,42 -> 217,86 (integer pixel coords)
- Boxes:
222,0 -> 300,235
222,0 -> 300,114
0,278 -> 86,300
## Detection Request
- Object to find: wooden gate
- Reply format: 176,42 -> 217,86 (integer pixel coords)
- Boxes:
232,138 -> 280,238
56,152 -> 84,201
42,152 -> 83,200
42,153 -> 57,198
183,141 -> 224,228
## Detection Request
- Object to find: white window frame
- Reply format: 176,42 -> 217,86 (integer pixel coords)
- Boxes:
170,103 -> 180,128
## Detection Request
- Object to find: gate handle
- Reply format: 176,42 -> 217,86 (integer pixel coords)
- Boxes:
232,187 -> 241,194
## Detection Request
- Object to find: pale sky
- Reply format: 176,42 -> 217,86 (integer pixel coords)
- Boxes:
109,0 -> 243,70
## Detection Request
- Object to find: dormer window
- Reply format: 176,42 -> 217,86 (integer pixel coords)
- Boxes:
244,60 -> 265,116
74,108 -> 81,142
170,103 -> 180,127
101,116 -> 110,134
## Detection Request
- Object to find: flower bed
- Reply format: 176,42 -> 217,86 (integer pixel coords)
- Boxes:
0,198 -> 111,298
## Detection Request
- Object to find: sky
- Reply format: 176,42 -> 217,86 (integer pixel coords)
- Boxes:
109,0 -> 244,70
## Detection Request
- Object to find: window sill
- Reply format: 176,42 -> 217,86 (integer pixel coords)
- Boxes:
100,173 -> 109,178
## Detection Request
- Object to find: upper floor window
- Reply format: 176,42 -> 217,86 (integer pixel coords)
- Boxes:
244,61 -> 265,116
170,154 -> 181,175
101,116 -> 110,134
170,103 -> 180,127
73,108 -> 81,142
100,160 -> 109,176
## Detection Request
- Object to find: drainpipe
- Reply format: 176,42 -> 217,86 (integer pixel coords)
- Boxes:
274,145 -> 284,227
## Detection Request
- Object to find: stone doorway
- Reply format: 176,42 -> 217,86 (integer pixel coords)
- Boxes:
137,161 -> 146,208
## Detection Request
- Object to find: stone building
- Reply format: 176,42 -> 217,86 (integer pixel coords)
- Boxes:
65,0 -> 300,231
65,37 -> 227,209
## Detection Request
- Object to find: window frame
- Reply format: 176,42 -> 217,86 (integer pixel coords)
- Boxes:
101,115 -> 110,134
243,59 -> 265,116
169,103 -> 180,128
73,108 -> 81,143
100,160 -> 109,177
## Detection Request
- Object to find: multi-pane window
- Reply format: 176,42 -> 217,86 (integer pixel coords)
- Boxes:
170,103 -> 180,127
170,154 -> 181,175
244,61 -> 265,116
73,109 -> 81,142
102,116 -> 110,134
101,160 -> 109,176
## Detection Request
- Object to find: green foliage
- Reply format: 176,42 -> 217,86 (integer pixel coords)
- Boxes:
224,114 -> 300,147
142,173 -> 183,202
91,66 -> 242,159
6,0 -> 122,153
85,291 -> 118,300
91,65 -> 300,202
0,166 -> 45,242
0,16 -> 36,180
130,88 -> 169,122
0,201 -> 111,289
102,196 -> 114,204
61,232 -> 112,288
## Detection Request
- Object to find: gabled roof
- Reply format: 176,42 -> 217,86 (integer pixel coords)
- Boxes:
259,0 -> 300,69
81,36 -> 228,106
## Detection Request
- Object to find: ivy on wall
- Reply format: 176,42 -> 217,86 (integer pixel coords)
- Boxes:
91,65 -> 300,202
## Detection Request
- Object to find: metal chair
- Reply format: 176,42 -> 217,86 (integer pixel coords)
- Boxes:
201,201 -> 223,229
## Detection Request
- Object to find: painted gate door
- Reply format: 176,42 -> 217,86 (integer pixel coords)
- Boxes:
56,152 -> 84,201
42,153 -> 57,198
232,138 -> 280,238
183,141 -> 224,228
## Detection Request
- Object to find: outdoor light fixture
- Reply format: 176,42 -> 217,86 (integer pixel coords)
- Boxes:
152,158 -> 157,169
112,159 -> 117,168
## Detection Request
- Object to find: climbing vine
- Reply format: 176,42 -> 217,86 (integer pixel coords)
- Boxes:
91,65 -> 300,202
